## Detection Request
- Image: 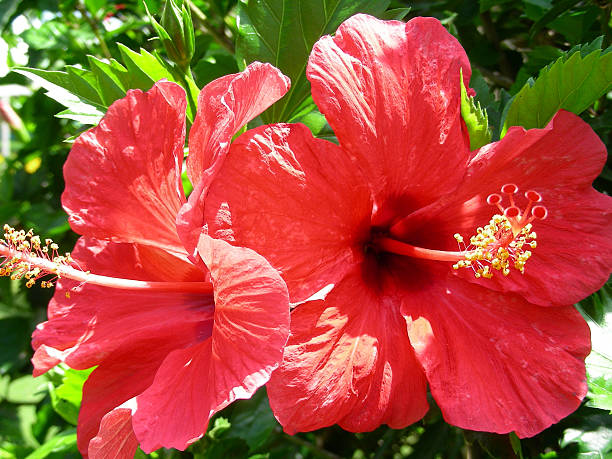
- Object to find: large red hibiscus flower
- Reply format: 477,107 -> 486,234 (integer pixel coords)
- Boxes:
202,16 -> 612,437
26,64 -> 291,456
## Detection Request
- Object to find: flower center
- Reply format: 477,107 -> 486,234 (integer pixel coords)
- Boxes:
372,184 -> 548,279
0,225 -> 213,295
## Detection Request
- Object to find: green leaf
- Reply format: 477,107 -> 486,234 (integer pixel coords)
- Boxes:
207,417 -> 232,440
509,432 -> 524,459
14,42 -> 198,124
226,389 -> 278,452
379,7 -> 411,20
117,44 -> 174,89
49,367 -> 94,425
561,421 -> 612,458
87,56 -> 128,105
528,0 -> 582,39
6,375 -> 47,404
501,46 -> 612,137
236,0 -> 390,123
578,281 -> 612,413
13,68 -> 105,125
25,430 -> 78,459
460,69 -> 492,150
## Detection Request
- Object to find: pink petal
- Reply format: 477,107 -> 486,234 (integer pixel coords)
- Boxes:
177,62 -> 290,257
32,238 -> 213,373
132,235 -> 290,452
204,123 -> 372,302
267,267 -> 429,434
62,80 -> 187,251
402,273 -> 590,438
77,329 -> 205,455
392,110 -> 612,306
186,62 -> 290,186
308,14 -> 471,206
88,409 -> 138,459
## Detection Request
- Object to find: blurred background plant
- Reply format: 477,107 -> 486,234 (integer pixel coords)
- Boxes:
0,0 -> 611,457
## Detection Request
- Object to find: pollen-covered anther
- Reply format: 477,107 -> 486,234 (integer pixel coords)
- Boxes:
452,185 -> 547,279
0,224 -> 74,289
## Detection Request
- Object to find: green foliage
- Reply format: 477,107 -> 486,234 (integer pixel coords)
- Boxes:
146,0 -> 196,72
501,44 -> 612,136
579,281 -> 612,414
48,367 -> 94,425
235,0 -> 390,123
1,0 -> 612,458
460,69 -> 492,150
14,43 -> 200,124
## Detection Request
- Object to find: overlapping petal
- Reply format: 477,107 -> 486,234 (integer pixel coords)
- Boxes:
88,409 -> 138,459
62,81 -> 187,252
186,62 -> 291,186
308,14 -> 471,206
205,123 -> 372,302
402,272 -> 590,438
268,267 -> 429,433
177,62 -> 290,256
132,235 -> 289,452
31,238 -> 213,375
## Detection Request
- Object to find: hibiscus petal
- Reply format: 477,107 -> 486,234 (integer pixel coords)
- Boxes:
267,267 -> 429,434
75,323 -> 211,456
394,110 -> 612,306
402,274 -> 590,438
88,409 -> 138,459
177,62 -> 290,257
308,14 -> 471,206
186,61 -> 290,186
31,238 -> 213,374
132,235 -> 290,452
204,123 -> 372,302
62,80 -> 187,251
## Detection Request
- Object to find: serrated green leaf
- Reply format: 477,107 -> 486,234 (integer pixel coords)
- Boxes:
460,70 -> 492,150
55,108 -> 103,125
117,44 -> 174,89
65,65 -> 105,106
13,68 -> 105,125
588,375 -> 612,412
87,56 -> 128,105
501,47 -> 612,137
236,0 -> 390,123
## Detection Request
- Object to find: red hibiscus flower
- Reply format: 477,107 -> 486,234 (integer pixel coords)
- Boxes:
202,16 -> 612,437
25,64 -> 291,456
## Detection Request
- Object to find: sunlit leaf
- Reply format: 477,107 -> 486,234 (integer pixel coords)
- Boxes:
501,45 -> 612,136
49,367 -> 94,425
6,375 -> 47,404
236,0 -> 390,123
460,69 -> 492,150
24,430 -> 78,459
578,281 -> 612,414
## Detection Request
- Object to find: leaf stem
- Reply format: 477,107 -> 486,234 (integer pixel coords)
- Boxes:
75,1 -> 112,60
